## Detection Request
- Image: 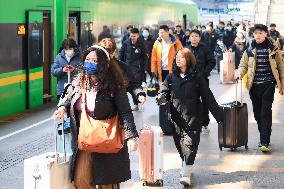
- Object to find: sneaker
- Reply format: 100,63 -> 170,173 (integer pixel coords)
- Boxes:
141,82 -> 147,88
180,164 -> 192,186
201,126 -> 210,135
180,175 -> 191,186
258,143 -> 270,152
131,105 -> 139,111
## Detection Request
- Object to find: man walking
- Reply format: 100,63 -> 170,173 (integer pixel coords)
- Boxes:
151,25 -> 183,81
238,24 -> 284,152
119,28 -> 147,111
187,29 -> 216,134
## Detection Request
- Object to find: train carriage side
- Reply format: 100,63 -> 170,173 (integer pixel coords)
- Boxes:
0,1 -> 56,118
0,0 -> 198,119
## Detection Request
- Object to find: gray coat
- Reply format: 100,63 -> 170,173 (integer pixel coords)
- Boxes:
51,49 -> 81,95
59,78 -> 139,185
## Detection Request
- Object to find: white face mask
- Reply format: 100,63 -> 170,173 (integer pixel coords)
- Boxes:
65,49 -> 74,57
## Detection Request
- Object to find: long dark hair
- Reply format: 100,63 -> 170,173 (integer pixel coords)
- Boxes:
78,47 -> 128,95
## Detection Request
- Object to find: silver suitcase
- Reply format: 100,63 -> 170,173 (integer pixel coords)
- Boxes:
24,118 -> 74,189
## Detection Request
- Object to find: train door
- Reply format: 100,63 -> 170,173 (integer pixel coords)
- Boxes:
68,12 -> 80,44
26,11 -> 51,108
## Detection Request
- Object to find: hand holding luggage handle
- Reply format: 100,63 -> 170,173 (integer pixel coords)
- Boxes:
54,116 -> 67,163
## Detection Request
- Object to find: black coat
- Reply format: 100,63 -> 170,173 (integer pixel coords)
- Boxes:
59,82 -> 138,185
158,69 -> 223,131
142,36 -> 155,72
224,29 -> 236,48
119,38 -> 147,81
201,31 -> 219,53
187,43 -> 216,77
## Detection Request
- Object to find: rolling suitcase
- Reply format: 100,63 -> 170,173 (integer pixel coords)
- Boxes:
24,118 -> 74,189
220,52 -> 235,84
159,104 -> 174,135
139,126 -> 163,186
219,80 -> 248,151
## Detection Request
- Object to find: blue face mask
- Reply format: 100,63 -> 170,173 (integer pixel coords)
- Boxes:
142,31 -> 149,38
83,61 -> 99,75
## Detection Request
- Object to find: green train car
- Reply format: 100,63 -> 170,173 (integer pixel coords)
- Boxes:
0,0 -> 198,118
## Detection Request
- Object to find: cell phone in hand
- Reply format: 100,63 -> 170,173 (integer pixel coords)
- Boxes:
66,65 -> 72,69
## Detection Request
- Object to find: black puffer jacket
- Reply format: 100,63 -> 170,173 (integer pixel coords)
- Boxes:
158,68 -> 223,132
187,43 -> 216,78
119,38 -> 147,81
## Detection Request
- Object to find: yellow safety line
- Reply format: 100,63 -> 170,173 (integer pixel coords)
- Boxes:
0,71 -> 43,87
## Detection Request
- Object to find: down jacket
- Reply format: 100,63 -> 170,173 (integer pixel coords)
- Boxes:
51,49 -> 81,95
158,68 -> 223,132
238,38 -> 284,91
151,35 -> 183,81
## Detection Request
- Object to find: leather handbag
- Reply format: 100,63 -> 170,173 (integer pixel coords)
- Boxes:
78,87 -> 124,153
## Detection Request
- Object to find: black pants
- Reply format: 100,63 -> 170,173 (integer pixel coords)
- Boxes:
172,122 -> 200,165
127,85 -> 139,106
201,77 -> 210,126
162,70 -> 169,82
249,81 -> 275,145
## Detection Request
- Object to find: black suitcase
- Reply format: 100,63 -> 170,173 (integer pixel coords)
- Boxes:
218,81 -> 248,151
159,104 -> 173,135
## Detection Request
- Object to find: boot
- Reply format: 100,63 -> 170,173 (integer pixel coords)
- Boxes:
179,164 -> 192,186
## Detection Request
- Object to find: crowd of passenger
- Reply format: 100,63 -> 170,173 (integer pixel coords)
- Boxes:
51,20 -> 284,188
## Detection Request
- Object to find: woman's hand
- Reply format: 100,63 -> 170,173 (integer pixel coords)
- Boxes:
127,138 -> 138,152
53,106 -> 66,119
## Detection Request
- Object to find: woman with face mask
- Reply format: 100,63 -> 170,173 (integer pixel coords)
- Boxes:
52,38 -> 81,99
141,27 -> 155,86
53,45 -> 139,189
224,23 -> 236,48
229,31 -> 247,69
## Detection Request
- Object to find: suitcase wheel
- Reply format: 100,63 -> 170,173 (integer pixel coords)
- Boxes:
230,147 -> 237,151
156,180 -> 163,186
245,144 -> 248,150
142,181 -> 147,186
219,145 -> 222,151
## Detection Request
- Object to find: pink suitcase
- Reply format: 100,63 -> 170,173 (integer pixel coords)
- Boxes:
220,52 -> 235,84
139,126 -> 163,186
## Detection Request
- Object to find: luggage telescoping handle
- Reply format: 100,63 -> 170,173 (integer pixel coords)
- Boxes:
54,117 -> 67,163
235,79 -> 243,105
67,70 -> 71,84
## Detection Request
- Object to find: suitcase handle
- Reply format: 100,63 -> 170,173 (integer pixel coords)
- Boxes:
235,79 -> 243,105
54,117 -> 67,163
